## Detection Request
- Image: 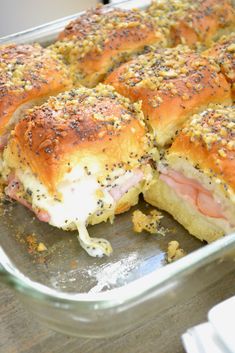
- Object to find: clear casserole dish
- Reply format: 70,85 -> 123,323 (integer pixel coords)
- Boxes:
0,0 -> 235,338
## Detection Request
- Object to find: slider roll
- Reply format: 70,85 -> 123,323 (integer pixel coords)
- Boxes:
0,43 -> 72,150
106,46 -> 232,147
144,106 -> 235,243
52,5 -> 164,87
147,0 -> 235,47
3,85 -> 153,257
204,33 -> 235,99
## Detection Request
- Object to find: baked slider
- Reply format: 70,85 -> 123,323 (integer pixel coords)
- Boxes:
51,5 -> 164,87
203,32 -> 235,99
147,0 -> 235,48
144,105 -> 235,243
0,43 -> 72,150
3,84 -> 153,257
105,46 -> 232,147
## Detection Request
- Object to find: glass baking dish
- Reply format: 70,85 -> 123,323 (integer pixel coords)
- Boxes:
0,0 -> 235,338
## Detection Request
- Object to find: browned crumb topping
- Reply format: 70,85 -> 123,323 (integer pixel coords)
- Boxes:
167,240 -> 186,263
205,32 -> 235,82
26,83 -> 144,131
0,43 -> 70,95
52,6 -> 159,62
118,45 -> 220,103
147,0 -> 235,44
132,209 -> 163,234
182,105 -> 235,155
21,84 -> 151,171
147,0 -> 198,37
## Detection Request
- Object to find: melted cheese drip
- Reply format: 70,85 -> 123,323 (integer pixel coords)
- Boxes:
76,222 -> 113,257
17,169 -> 114,257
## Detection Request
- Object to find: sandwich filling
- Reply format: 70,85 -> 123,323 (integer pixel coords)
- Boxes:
158,165 -> 235,232
4,165 -> 146,257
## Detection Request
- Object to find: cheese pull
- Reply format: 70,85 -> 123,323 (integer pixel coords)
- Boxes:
76,223 -> 113,258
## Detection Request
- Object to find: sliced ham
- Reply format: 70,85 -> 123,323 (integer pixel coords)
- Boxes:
196,192 -> 224,219
5,177 -> 50,222
160,168 -> 210,194
159,174 -> 197,204
159,169 -> 226,220
109,170 -> 143,202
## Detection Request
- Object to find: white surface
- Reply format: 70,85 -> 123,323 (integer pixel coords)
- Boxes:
182,323 -> 230,353
182,296 -> 235,353
209,296 -> 235,353
0,0 -> 97,36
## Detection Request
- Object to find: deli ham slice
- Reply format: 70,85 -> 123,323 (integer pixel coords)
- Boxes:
5,177 -> 50,222
109,170 -> 143,202
159,169 -> 226,220
196,192 -> 224,219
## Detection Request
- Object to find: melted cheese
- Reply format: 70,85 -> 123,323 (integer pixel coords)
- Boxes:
17,168 -> 114,257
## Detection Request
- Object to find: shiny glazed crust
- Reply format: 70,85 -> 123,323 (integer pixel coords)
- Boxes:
0,43 -> 72,138
4,85 -> 150,195
147,0 -> 235,47
105,46 -> 232,146
52,5 -> 164,87
144,105 -> 235,242
203,33 -> 235,98
169,106 -> 235,192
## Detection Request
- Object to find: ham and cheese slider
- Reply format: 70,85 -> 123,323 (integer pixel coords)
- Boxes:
147,0 -> 235,47
106,46 -> 232,147
2,85 -> 153,257
0,43 -> 72,151
144,105 -> 235,243
51,5 -> 164,87
203,32 -> 235,99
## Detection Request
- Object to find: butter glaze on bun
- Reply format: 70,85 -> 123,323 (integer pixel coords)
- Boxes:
3,84 -> 153,257
106,46 -> 232,147
204,32 -> 235,98
144,105 -> 235,242
0,43 -> 72,147
147,0 -> 235,47
52,5 -> 164,87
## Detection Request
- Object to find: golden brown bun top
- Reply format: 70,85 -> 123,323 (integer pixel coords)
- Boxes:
169,105 -> 235,191
58,5 -> 161,45
53,5 -> 164,87
7,84 -> 150,194
204,32 -> 235,84
147,0 -> 235,47
0,43 -> 72,136
105,45 -> 231,146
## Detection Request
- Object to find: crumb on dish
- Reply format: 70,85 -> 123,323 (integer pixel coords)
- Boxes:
37,242 -> 47,252
132,209 -> 163,234
167,240 -> 186,263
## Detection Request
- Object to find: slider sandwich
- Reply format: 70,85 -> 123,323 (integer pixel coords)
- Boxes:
51,5 -> 164,87
0,43 -> 72,151
144,105 -> 235,242
2,85 -> 154,257
147,0 -> 235,47
106,46 -> 232,147
204,32 -> 235,99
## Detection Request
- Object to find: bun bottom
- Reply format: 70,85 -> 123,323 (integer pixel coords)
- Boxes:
144,178 -> 224,243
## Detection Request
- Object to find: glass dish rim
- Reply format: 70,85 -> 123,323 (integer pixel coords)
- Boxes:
1,232 -> 235,309
0,0 -> 235,313
0,0 -> 151,44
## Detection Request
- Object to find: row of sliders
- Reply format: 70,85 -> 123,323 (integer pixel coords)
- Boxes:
0,1 -> 234,256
